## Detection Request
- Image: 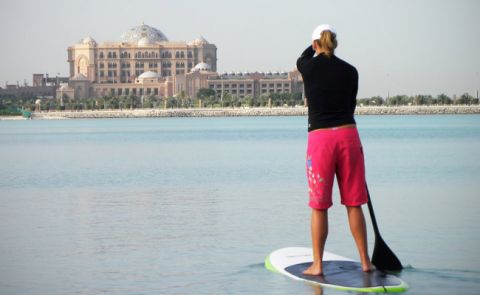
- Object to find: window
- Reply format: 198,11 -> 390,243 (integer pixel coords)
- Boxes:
161,51 -> 172,58
99,52 -> 104,59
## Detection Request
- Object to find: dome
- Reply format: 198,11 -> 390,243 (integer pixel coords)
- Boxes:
121,23 -> 168,44
137,37 -> 152,46
80,36 -> 96,45
189,36 -> 209,46
138,71 -> 159,79
192,62 -> 211,72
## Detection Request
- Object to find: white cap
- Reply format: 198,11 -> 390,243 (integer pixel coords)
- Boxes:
311,24 -> 336,41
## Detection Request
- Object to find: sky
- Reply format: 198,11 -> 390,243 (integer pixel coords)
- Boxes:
0,0 -> 479,98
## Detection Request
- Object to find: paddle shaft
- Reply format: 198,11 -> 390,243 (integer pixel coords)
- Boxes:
365,183 -> 403,271
366,185 -> 380,237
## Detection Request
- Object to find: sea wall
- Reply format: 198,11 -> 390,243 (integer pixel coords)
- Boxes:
2,105 -> 480,120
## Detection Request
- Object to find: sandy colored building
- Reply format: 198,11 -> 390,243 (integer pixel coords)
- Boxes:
207,71 -> 304,100
58,22 -> 302,101
60,22 -> 217,99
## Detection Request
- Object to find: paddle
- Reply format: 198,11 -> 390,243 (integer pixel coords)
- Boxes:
366,184 -> 403,271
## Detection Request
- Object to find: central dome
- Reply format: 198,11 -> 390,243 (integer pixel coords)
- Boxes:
121,23 -> 168,44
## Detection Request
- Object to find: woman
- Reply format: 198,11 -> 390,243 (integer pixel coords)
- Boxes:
296,24 -> 374,276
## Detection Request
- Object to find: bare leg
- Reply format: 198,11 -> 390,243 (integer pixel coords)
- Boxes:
346,206 -> 374,272
303,209 -> 328,275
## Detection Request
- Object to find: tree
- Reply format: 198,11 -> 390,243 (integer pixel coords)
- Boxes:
457,93 -> 475,105
244,95 -> 254,107
370,96 -> 384,106
436,94 -> 452,105
258,94 -> 269,107
292,92 -> 303,106
166,96 -> 178,108
222,93 -> 233,107
413,95 -> 433,105
197,88 -> 217,107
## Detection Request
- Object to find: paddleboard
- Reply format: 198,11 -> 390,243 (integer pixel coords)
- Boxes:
265,247 -> 408,293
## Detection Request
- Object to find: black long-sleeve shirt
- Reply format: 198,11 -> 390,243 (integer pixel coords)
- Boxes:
296,46 -> 358,131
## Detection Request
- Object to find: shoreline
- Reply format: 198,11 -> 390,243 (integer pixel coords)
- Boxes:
1,105 -> 480,120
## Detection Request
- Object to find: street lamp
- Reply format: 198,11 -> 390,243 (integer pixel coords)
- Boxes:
220,74 -> 224,107
476,71 -> 479,101
386,73 -> 390,102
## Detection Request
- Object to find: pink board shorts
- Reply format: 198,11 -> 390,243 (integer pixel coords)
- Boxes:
306,126 -> 368,210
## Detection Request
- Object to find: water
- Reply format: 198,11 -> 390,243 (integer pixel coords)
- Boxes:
0,115 -> 479,295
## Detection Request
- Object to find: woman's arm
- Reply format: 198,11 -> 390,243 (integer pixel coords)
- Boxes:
296,46 -> 315,74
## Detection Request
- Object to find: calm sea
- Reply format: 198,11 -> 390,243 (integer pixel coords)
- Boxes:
1,115 -> 479,295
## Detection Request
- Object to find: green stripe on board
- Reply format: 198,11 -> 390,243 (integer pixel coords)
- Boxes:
264,254 -> 280,273
301,276 -> 408,293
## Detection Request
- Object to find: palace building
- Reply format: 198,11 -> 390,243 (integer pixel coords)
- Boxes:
58,23 -> 302,101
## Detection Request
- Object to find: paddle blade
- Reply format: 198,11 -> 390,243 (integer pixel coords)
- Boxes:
372,236 -> 403,271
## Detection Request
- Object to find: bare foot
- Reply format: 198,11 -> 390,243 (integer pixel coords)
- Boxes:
303,261 -> 323,276
361,260 -> 375,272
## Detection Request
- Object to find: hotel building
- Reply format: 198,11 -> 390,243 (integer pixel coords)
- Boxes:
58,23 -> 302,101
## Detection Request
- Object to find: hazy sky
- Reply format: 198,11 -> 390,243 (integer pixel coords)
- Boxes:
1,0 -> 479,98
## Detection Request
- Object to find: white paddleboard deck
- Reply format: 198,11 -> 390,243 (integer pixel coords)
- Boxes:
265,247 -> 408,293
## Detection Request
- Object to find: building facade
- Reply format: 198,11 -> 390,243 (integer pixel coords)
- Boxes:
67,22 -> 216,84
206,71 -> 304,100
59,23 -> 303,102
